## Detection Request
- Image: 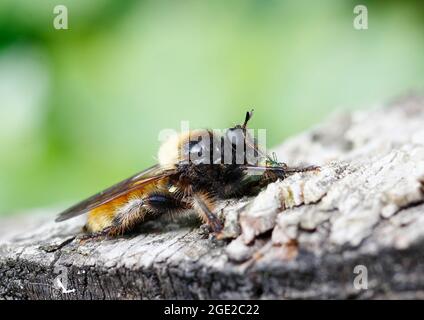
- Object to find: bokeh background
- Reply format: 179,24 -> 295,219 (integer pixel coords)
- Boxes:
0,0 -> 423,216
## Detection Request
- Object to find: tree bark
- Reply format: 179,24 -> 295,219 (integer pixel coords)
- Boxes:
2,94 -> 424,299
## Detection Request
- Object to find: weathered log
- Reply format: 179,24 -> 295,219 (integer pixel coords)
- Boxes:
2,94 -> 424,299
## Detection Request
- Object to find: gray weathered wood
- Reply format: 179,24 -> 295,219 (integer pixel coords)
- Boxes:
2,94 -> 424,299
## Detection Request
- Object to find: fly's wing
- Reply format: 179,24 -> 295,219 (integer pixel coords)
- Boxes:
55,164 -> 176,222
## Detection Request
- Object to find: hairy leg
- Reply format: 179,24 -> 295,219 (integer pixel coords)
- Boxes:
81,191 -> 190,240
191,192 -> 223,233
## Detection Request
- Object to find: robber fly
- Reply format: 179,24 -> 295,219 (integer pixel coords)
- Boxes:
56,111 -> 318,239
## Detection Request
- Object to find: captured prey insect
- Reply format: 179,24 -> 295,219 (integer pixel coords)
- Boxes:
56,111 -> 319,239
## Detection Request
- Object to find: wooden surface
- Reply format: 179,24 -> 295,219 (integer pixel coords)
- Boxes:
2,95 -> 424,299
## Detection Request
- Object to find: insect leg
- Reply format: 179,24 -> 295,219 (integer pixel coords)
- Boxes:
191,193 -> 223,233
259,164 -> 320,185
230,164 -> 320,195
142,192 -> 190,216
78,226 -> 114,241
110,192 -> 191,236
82,198 -> 149,239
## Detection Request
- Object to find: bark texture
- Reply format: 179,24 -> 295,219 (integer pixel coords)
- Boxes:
2,95 -> 424,299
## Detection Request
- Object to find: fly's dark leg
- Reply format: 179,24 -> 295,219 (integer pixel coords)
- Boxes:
78,226 -> 114,242
191,193 -> 223,233
113,192 -> 191,234
224,164 -> 320,197
250,165 -> 320,190
142,192 -> 190,215
40,236 -> 77,252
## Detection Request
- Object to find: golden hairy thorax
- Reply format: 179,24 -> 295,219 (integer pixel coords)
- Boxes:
157,130 -> 213,167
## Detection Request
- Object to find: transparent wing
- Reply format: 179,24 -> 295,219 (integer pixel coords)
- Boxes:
56,164 -> 175,222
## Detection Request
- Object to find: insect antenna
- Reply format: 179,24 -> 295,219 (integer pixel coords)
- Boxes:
242,109 -> 254,129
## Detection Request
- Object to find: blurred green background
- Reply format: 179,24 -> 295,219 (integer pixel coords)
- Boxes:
0,0 -> 423,215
